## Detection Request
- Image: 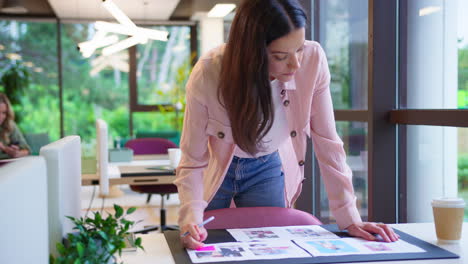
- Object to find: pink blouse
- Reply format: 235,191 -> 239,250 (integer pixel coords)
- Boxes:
174,40 -> 362,230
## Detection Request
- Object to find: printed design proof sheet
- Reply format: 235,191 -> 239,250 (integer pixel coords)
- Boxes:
186,241 -> 310,263
227,225 -> 339,241
185,225 -> 426,263
294,237 -> 425,257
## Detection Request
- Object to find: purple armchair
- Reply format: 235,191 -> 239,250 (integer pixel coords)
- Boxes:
203,207 -> 322,229
124,137 -> 179,232
124,137 -> 177,155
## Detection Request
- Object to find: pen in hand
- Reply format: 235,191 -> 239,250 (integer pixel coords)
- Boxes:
181,216 -> 215,238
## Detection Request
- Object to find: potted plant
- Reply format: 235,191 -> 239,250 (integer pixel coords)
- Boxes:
50,204 -> 144,264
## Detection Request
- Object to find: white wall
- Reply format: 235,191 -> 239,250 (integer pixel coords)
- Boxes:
194,12 -> 224,56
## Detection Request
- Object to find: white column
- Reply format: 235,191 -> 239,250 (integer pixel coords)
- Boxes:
406,0 -> 458,222
194,12 -> 224,56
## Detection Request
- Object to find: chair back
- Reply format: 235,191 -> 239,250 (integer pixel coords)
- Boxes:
40,136 -> 82,256
24,132 -> 50,155
124,137 -> 178,155
203,207 -> 322,229
0,157 -> 49,263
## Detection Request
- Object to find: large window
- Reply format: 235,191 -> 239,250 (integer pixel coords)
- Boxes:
1,19 -> 193,149
61,23 -> 130,143
400,0 -> 468,222
0,20 -> 60,141
303,0 -> 467,224
319,0 -> 368,110
132,25 -> 192,140
313,0 -> 369,224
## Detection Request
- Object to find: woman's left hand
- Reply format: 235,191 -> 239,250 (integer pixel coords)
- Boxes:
346,222 -> 400,242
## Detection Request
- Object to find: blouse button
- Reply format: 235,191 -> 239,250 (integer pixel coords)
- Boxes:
280,89 -> 286,96
290,130 -> 297,137
217,132 -> 225,139
283,100 -> 290,107
298,160 -> 305,166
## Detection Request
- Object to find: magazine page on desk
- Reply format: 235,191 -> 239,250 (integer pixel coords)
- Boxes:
96,119 -> 109,196
187,241 -> 310,263
227,225 -> 339,242
294,237 -> 425,257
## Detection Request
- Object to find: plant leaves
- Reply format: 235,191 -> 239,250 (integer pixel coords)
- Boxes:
135,237 -> 143,249
98,230 -> 108,241
76,242 -> 85,257
126,207 -> 136,215
56,242 -> 66,254
114,204 -> 123,218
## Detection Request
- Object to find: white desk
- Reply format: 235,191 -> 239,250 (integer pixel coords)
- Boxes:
121,223 -> 468,264
82,154 -> 176,186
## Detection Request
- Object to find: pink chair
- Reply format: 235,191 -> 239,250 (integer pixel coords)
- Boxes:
124,137 -> 179,231
203,207 -> 322,229
124,137 -> 177,155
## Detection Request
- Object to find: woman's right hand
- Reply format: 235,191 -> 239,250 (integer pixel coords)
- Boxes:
3,145 -> 20,158
180,223 -> 208,249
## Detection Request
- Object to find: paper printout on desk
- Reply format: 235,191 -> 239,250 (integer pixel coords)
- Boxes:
186,225 -> 426,263
186,241 -> 310,263
227,225 -> 339,241
294,237 -> 425,257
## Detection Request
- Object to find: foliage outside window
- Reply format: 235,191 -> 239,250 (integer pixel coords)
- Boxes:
133,26 -> 191,143
0,20 -> 60,141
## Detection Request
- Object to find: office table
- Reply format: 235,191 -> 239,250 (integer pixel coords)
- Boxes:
81,154 -> 176,186
120,222 -> 468,264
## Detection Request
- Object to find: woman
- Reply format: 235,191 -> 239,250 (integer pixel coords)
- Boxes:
0,92 -> 30,159
175,0 -> 398,249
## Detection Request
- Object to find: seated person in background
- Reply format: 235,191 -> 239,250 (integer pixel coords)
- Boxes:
0,92 -> 30,159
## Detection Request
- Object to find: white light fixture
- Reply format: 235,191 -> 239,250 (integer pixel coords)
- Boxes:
102,35 -> 147,56
419,6 -> 441,16
78,33 -> 119,58
102,0 -> 136,28
94,21 -> 168,41
77,0 -> 168,59
207,4 -> 236,18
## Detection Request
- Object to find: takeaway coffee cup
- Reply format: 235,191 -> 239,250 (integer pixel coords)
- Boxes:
168,148 -> 182,169
431,197 -> 466,244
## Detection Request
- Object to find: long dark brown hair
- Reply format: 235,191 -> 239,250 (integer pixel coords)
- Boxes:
0,92 -> 15,142
218,0 -> 307,155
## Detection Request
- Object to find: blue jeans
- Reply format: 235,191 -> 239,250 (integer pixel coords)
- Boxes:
205,151 -> 285,211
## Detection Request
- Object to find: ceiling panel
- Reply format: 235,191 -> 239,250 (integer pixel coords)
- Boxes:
47,0 -> 180,21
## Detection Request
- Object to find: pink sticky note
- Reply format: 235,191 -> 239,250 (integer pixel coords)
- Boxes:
196,246 -> 215,251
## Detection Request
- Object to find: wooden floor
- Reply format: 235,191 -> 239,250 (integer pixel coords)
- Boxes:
80,185 -> 180,232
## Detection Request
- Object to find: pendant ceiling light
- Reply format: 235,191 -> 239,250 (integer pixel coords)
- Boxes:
78,0 -> 168,58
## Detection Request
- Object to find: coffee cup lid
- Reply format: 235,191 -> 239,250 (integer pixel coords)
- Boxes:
431,197 -> 466,208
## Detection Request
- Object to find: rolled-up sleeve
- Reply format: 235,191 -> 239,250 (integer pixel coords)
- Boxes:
309,46 -> 362,229
174,61 -> 210,227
